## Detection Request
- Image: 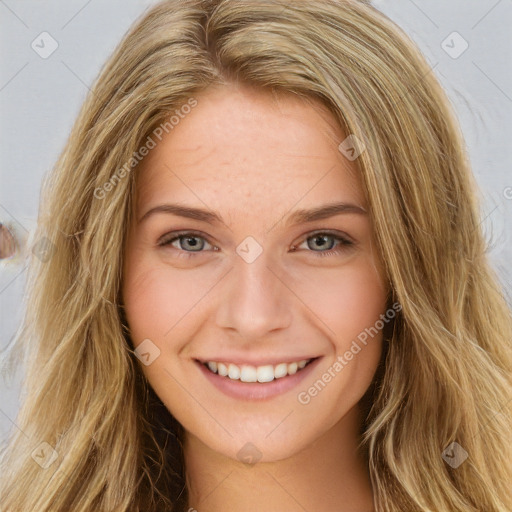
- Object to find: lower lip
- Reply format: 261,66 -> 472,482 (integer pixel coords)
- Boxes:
196,358 -> 322,401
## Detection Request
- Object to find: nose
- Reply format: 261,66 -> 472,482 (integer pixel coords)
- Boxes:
214,250 -> 293,342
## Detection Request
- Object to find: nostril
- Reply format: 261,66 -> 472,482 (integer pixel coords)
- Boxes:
0,223 -> 18,260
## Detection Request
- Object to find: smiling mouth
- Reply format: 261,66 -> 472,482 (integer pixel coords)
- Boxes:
199,358 -> 318,383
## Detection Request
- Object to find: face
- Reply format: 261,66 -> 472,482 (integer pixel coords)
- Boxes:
122,84 -> 389,462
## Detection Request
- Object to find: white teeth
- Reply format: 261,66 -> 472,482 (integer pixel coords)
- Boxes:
204,358 -> 312,382
287,362 -> 298,375
274,363 -> 288,379
228,363 -> 240,380
257,365 -> 274,383
217,362 -> 228,376
240,366 -> 257,382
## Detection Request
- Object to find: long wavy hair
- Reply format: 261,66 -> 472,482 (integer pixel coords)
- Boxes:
1,0 -> 511,510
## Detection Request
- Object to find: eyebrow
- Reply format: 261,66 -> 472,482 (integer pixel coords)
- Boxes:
138,201 -> 367,226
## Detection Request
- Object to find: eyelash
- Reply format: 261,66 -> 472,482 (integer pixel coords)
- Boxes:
157,230 -> 354,259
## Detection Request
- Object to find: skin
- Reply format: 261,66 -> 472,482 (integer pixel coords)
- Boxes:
122,83 -> 388,512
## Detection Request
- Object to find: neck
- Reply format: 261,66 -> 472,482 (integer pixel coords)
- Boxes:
183,404 -> 375,512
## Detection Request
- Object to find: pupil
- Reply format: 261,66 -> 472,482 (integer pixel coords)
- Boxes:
185,236 -> 200,250
316,235 -> 327,248
310,235 -> 332,251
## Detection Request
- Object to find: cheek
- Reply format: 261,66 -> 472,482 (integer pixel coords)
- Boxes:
293,256 -> 388,348
294,263 -> 387,418
122,257 -> 208,343
122,262 -> 192,396
122,265 -> 168,342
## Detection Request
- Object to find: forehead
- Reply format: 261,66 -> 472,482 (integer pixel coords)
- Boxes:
135,84 -> 365,217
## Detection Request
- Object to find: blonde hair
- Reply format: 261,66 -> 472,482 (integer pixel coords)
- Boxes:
1,0 -> 511,510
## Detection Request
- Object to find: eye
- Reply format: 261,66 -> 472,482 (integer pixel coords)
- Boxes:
157,229 -> 354,259
292,231 -> 355,258
158,231 -> 216,258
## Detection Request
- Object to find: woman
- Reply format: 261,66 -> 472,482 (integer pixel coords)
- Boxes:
1,0 -> 511,510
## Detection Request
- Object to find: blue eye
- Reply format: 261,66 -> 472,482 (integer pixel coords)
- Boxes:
292,231 -> 354,258
158,231 -> 215,257
158,230 -> 354,259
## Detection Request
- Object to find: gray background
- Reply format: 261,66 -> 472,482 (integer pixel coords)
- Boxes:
1,0 -> 511,443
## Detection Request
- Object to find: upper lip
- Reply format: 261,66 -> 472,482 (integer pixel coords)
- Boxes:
195,356 -> 320,366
